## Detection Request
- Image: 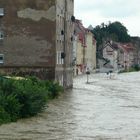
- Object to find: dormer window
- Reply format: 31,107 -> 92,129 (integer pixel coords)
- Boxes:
0,8 -> 4,17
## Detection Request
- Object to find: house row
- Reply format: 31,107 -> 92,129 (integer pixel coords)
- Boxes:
72,20 -> 96,76
99,40 -> 137,72
0,0 -> 74,88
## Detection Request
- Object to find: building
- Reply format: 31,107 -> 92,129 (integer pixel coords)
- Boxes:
55,0 -> 74,88
73,20 -> 96,76
102,41 -> 135,72
73,20 -> 86,75
131,37 -> 140,66
118,43 -> 135,70
85,30 -> 96,72
0,0 -> 74,88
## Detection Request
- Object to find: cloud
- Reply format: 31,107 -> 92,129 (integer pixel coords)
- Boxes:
75,0 -> 140,36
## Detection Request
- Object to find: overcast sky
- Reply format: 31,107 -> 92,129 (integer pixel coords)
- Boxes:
74,0 -> 140,37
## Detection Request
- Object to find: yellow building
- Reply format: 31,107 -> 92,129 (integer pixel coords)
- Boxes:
85,30 -> 96,72
73,20 -> 96,76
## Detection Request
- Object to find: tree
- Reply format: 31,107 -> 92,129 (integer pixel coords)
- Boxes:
92,21 -> 131,48
92,21 -> 131,58
107,21 -> 131,42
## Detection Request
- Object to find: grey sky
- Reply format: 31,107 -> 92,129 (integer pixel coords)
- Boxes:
75,0 -> 140,36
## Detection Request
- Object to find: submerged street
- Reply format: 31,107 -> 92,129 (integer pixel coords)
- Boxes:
0,72 -> 140,140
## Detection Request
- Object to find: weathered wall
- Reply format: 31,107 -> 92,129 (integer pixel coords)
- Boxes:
0,0 -> 56,79
0,0 -> 56,66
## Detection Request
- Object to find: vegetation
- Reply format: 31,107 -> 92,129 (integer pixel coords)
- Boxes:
0,76 -> 63,125
119,64 -> 140,73
92,21 -> 131,52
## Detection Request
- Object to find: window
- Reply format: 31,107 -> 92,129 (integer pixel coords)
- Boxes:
56,51 -> 64,65
0,8 -> 4,17
0,31 -> 4,40
61,30 -> 64,35
71,15 -> 75,22
0,54 -> 4,64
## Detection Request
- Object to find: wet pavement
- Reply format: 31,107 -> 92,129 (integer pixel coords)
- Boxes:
0,72 -> 140,140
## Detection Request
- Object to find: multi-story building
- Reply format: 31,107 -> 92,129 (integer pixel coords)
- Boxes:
73,20 -> 96,76
0,0 -> 74,88
102,41 -> 135,71
85,30 -> 96,71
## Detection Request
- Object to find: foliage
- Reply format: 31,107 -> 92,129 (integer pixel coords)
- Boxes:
0,76 -> 63,125
0,106 -> 11,125
92,21 -> 131,51
119,65 -> 140,73
48,82 -> 63,99
107,21 -> 131,42
133,64 -> 140,71
0,93 -> 22,121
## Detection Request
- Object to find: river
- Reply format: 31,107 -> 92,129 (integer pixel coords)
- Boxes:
0,72 -> 140,140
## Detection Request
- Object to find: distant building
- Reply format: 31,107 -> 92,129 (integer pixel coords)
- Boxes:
88,25 -> 94,31
101,41 -> 135,72
0,0 -> 74,88
131,37 -> 140,66
73,20 -> 96,76
85,30 -> 96,72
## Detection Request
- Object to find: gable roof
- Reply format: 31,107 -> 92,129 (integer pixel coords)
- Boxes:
119,43 -> 135,53
103,41 -> 119,50
74,19 -> 86,46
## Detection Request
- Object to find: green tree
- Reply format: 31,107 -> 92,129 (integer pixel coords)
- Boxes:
107,21 -> 131,42
92,21 -> 131,59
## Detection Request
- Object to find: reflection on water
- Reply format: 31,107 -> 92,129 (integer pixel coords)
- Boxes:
0,72 -> 140,140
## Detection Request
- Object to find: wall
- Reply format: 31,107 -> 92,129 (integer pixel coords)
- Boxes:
0,0 -> 56,79
85,31 -> 96,71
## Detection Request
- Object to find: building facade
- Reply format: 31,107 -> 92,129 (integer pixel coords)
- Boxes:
0,0 -> 74,88
85,30 -> 96,72
102,41 -> 135,72
73,20 -> 96,76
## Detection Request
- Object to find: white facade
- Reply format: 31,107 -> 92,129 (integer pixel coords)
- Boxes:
85,31 -> 96,72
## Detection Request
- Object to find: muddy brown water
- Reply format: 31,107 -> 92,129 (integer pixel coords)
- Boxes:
0,73 -> 140,140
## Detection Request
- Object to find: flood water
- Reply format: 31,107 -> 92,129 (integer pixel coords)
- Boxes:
0,72 -> 140,140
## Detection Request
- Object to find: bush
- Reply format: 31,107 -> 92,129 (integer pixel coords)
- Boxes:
133,64 -> 140,71
13,79 -> 48,117
0,76 -> 63,125
0,93 -> 22,121
48,82 -> 63,99
0,106 -> 11,125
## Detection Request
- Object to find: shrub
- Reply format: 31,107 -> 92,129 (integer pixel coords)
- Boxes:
0,76 -> 63,124
0,93 -> 22,121
48,82 -> 63,99
133,64 -> 140,71
13,79 -> 48,118
0,106 -> 11,125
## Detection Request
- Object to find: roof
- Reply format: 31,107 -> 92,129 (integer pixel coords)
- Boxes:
103,41 -> 135,53
75,19 -> 86,46
103,41 -> 119,50
74,19 -> 96,46
119,43 -> 135,52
